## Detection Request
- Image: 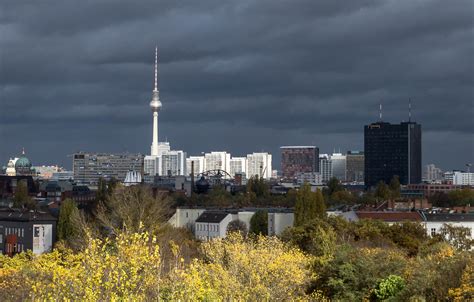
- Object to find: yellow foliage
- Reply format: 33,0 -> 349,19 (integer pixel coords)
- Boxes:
449,262 -> 474,301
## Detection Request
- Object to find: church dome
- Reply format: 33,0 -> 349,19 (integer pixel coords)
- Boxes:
15,156 -> 31,169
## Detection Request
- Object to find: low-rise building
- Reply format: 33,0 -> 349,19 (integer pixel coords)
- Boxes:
195,212 -> 232,241
0,210 -> 57,256
422,213 -> 474,238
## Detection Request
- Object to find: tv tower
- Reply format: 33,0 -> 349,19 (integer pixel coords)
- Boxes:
150,47 -> 162,156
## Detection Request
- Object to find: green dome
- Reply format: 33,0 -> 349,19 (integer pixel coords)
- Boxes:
15,156 -> 31,168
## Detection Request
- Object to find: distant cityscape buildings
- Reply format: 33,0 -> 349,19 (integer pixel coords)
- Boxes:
424,164 -> 444,182
364,120 -> 422,187
280,146 -> 319,180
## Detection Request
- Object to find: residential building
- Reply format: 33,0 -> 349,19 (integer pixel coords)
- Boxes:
246,152 -> 272,179
195,211 -> 232,241
280,146 -> 319,180
330,153 -> 347,181
452,171 -> 474,186
161,150 -> 186,176
39,180 -> 95,207
346,151 -> 364,183
422,213 -> 474,238
423,164 -> 443,182
186,156 -> 205,176
364,121 -> 422,187
0,210 -> 57,256
230,157 -> 247,177
51,171 -> 74,181
73,152 -> 144,186
268,212 -> 294,236
204,152 -> 231,174
319,154 -> 333,184
296,172 -> 322,185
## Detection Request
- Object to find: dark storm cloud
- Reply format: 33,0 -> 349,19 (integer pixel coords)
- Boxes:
0,0 -> 473,170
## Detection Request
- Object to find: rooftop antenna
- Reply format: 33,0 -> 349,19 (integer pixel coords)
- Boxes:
379,103 -> 383,122
154,46 -> 158,91
22,147 -> 25,155
408,98 -> 412,122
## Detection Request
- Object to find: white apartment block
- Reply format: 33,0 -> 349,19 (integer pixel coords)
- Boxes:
319,154 -> 333,184
246,152 -> 272,179
296,172 -> 323,185
204,152 -> 231,174
453,171 -> 474,186
186,156 -> 205,176
330,153 -> 346,181
230,157 -> 247,177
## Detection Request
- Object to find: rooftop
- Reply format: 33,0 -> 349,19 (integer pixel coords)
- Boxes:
356,211 -> 423,222
196,211 -> 230,223
280,146 -> 316,149
0,210 -> 57,222
424,213 -> 474,222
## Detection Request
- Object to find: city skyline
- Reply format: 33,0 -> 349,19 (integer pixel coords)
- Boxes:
1,1 -> 473,170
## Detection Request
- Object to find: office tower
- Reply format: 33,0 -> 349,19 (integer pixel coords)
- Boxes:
246,152 -> 272,179
186,156 -> 205,176
229,157 -> 247,177
452,171 -> 474,185
330,153 -> 346,181
73,152 -> 144,185
319,154 -> 333,184
280,146 -> 319,179
364,121 -> 421,187
204,152 -> 231,173
423,164 -> 443,182
346,151 -> 365,183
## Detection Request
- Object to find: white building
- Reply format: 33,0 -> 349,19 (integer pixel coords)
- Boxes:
230,157 -> 247,177
204,152 -> 231,174
268,212 -> 294,236
195,212 -> 233,241
296,172 -> 322,185
186,156 -> 205,176
161,150 -> 186,176
452,171 -> 474,186
330,153 -> 346,181
168,208 -> 207,232
423,213 -> 474,240
246,152 -> 272,179
319,154 -> 333,184
424,164 -> 444,182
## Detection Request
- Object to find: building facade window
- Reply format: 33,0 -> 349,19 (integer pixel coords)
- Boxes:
431,228 -> 436,236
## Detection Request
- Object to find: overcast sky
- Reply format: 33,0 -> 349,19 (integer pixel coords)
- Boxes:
1,0 -> 473,171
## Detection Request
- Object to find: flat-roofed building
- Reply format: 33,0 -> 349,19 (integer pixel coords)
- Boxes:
280,146 -> 319,180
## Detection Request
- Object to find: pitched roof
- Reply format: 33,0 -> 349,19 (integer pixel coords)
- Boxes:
0,210 -> 57,222
196,211 -> 230,223
356,211 -> 423,222
424,213 -> 474,222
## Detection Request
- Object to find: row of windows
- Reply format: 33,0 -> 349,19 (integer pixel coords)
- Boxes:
4,227 -> 25,238
196,224 -> 219,232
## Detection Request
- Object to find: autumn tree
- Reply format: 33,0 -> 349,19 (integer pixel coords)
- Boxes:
389,175 -> 401,199
57,199 -> 80,241
294,183 -> 326,227
96,185 -> 171,235
249,210 -> 268,236
226,219 -> 248,236
439,224 -> 474,251
13,179 -> 34,209
374,181 -> 391,201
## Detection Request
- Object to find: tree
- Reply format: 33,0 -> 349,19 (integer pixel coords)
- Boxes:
326,177 -> 343,196
374,181 -> 391,201
249,210 -> 268,235
294,183 -> 326,227
389,175 -> 401,199
57,199 -> 80,241
246,176 -> 269,200
13,180 -> 34,209
330,190 -> 355,204
226,220 -> 248,236
96,185 -> 171,235
372,275 -> 405,300
439,224 -> 474,251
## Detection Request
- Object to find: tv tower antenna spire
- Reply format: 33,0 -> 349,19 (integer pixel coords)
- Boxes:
408,98 -> 412,122
379,103 -> 383,122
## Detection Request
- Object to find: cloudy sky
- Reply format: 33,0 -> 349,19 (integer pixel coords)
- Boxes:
1,0 -> 473,171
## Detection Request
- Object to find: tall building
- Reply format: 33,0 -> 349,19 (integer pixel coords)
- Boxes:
280,146 -> 319,180
229,157 -> 247,177
246,152 -> 272,179
423,164 -> 443,182
319,154 -> 333,184
346,151 -> 364,183
186,156 -> 205,176
452,171 -> 474,186
204,152 -> 231,173
161,150 -> 186,176
73,152 -> 144,185
364,121 -> 421,187
330,153 -> 346,181
150,47 -> 162,156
